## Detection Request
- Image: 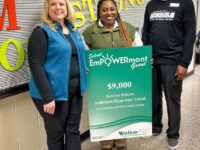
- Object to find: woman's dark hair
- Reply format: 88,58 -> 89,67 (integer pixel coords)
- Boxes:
96,0 -> 132,46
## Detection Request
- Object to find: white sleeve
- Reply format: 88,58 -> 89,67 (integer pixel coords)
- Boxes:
132,31 -> 143,47
81,35 -> 90,50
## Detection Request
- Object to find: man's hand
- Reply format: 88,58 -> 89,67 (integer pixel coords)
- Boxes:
43,100 -> 55,115
175,65 -> 188,80
150,58 -> 154,65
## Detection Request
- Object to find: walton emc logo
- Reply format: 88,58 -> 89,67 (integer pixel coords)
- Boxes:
88,52 -> 148,70
118,130 -> 138,136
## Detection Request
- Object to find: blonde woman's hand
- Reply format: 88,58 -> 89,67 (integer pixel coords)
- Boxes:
86,67 -> 89,73
43,100 -> 55,115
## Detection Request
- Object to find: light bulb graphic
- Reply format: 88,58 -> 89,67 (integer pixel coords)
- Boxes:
105,57 -> 112,66
102,54 -> 113,67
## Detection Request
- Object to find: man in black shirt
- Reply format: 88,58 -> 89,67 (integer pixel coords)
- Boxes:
142,0 -> 196,149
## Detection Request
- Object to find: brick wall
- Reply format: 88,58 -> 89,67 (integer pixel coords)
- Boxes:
0,92 -> 89,150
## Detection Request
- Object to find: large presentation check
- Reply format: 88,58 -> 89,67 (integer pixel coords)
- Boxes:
85,46 -> 152,142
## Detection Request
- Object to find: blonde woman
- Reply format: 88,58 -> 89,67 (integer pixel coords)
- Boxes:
28,0 -> 87,150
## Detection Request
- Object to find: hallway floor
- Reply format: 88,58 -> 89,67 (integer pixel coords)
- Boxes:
82,65 -> 200,150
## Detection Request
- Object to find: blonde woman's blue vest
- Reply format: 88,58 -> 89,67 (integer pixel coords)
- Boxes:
29,22 -> 87,101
